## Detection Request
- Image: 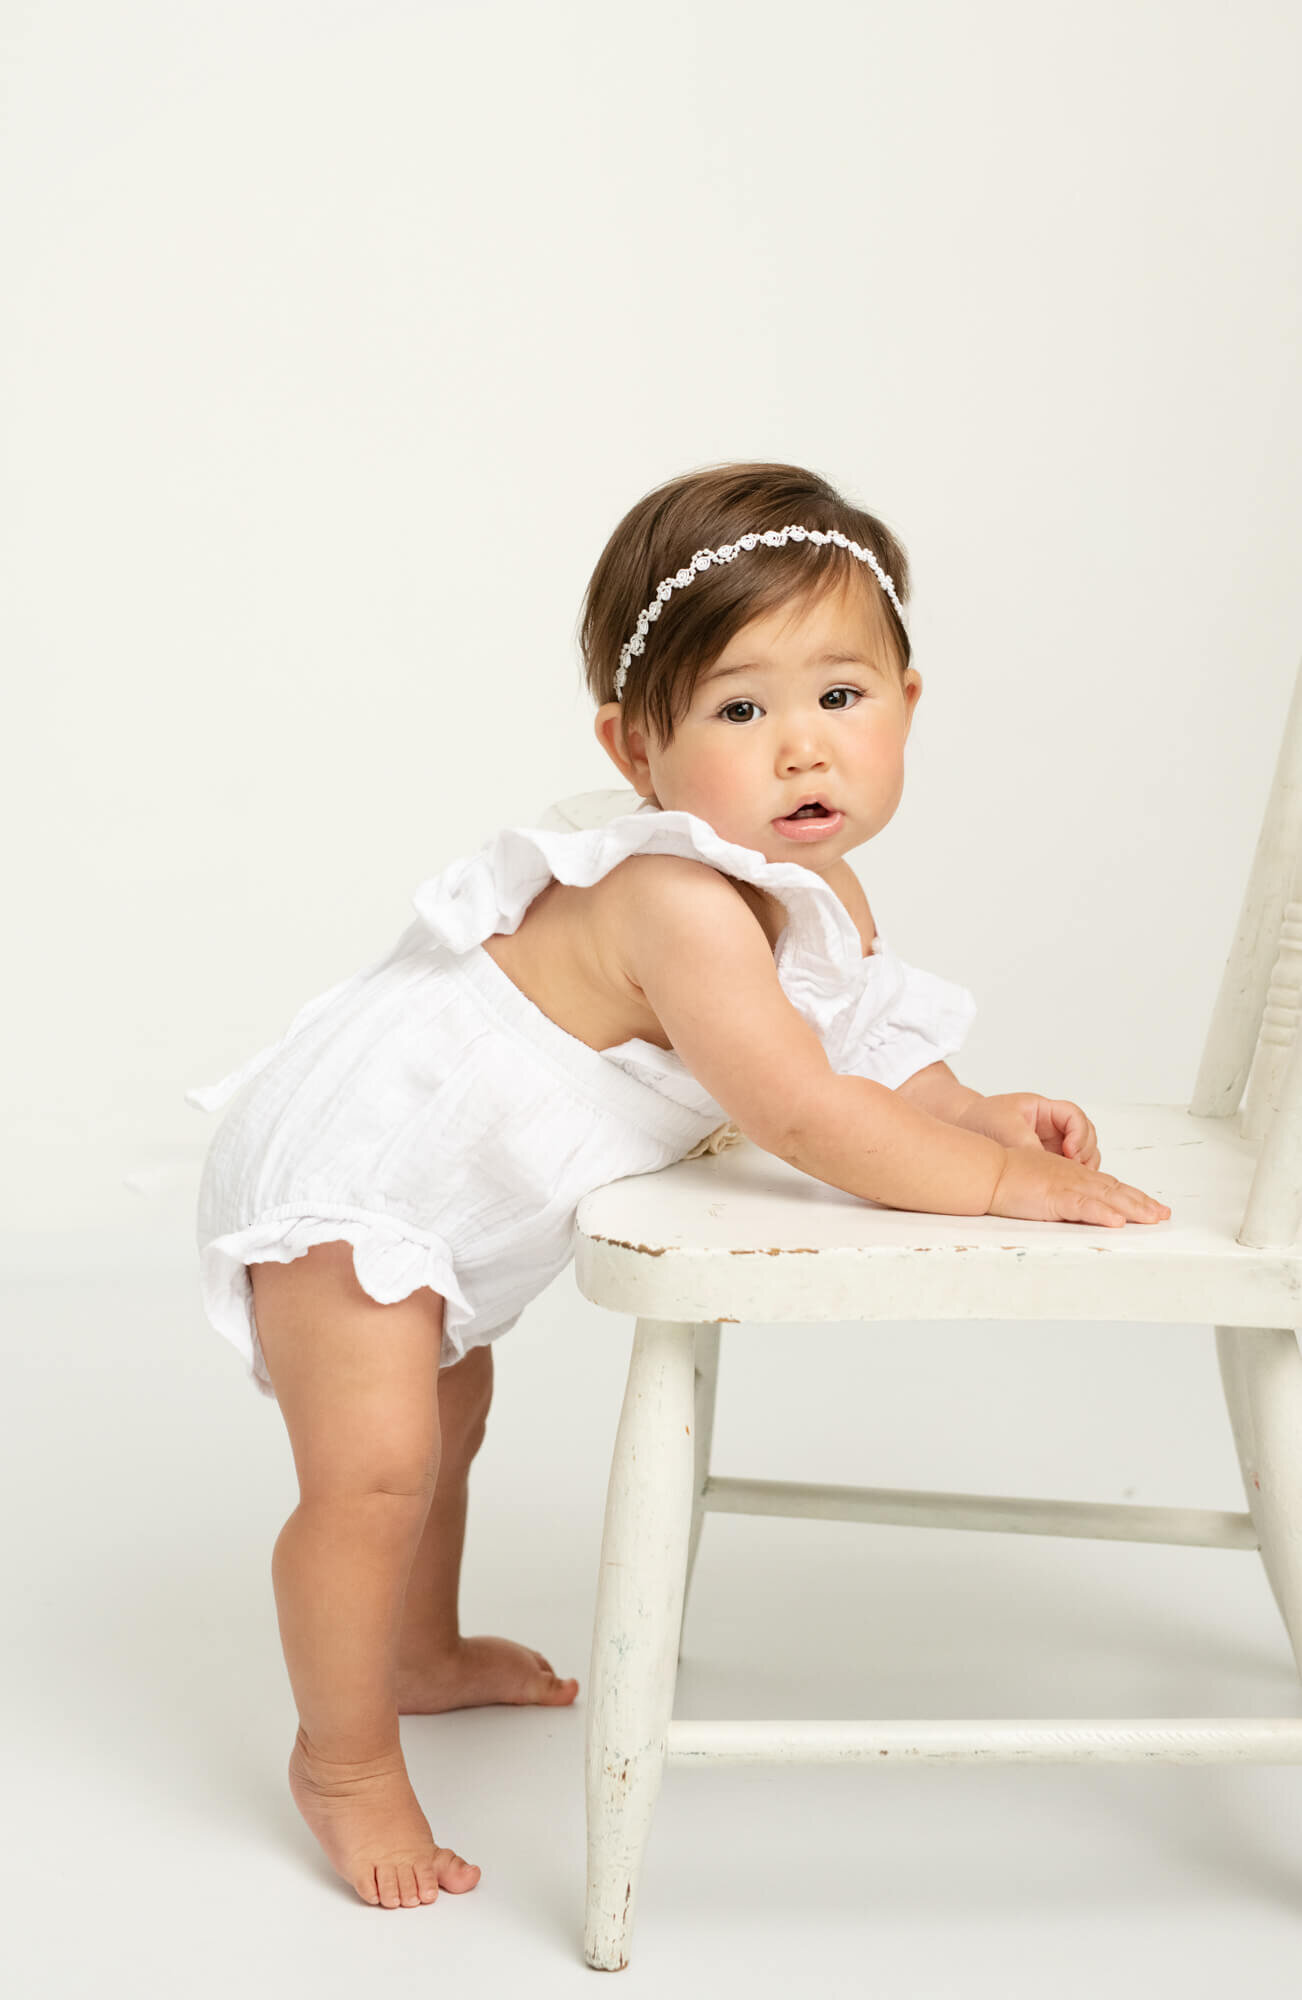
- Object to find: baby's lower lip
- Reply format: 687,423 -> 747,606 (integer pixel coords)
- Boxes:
772,809 -> 844,840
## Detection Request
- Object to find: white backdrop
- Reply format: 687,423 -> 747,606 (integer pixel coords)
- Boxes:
9,8 -> 1302,1987
4,0 -> 1301,1259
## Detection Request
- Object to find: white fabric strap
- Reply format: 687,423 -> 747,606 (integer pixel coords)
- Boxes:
613,524 -> 904,699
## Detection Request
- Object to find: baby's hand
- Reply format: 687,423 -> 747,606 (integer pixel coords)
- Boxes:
957,1094 -> 1099,1170
988,1147 -> 1170,1229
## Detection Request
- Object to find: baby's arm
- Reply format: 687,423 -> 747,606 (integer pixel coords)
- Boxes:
615,857 -> 1168,1227
615,856 -> 1005,1215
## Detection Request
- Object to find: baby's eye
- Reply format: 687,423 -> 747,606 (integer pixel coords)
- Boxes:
717,687 -> 865,723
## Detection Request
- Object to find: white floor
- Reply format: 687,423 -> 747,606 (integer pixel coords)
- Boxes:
9,1216 -> 1302,1997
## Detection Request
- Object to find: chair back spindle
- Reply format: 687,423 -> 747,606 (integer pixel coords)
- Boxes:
1188,653 -> 1302,1243
1241,898 -> 1302,1142
1192,654 -> 1302,1124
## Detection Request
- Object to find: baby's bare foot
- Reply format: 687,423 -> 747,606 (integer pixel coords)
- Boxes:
396,1634 -> 580,1715
287,1729 -> 482,1909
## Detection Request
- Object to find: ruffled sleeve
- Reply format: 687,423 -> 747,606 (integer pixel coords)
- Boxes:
823,934 -> 977,1091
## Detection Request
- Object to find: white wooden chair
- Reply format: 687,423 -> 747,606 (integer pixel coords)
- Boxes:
574,657 -> 1302,1971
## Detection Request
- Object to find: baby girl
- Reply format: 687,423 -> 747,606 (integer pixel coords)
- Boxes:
187,459 -> 1170,1911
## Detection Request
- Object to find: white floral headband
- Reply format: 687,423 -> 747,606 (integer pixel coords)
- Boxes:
612,523 -> 905,700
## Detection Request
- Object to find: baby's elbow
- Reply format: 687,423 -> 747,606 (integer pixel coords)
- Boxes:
775,1070 -> 897,1176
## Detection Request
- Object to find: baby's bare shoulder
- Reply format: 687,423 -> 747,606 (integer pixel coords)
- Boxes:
601,852 -> 761,992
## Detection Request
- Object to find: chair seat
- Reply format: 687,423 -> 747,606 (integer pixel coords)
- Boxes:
575,1101 -> 1302,1329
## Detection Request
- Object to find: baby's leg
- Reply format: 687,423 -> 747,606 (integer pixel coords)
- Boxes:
395,1342 -> 580,1712
249,1239 -> 481,1910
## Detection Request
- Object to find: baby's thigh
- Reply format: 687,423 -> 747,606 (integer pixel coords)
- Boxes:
249,1241 -> 445,1503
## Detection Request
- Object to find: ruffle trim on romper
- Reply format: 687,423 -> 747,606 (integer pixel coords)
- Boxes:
199,1207 -> 486,1400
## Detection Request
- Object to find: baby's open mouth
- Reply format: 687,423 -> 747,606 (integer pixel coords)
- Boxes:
772,801 -> 844,836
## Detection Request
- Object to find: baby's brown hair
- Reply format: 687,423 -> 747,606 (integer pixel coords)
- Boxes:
578,460 -> 912,748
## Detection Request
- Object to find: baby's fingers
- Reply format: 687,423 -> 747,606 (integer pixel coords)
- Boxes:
1061,1110 -> 1097,1162
1080,1200 -> 1126,1228
1091,1177 -> 1171,1226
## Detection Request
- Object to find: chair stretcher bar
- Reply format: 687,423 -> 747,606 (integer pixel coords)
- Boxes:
702,1475 -> 1259,1550
666,1718 -> 1302,1766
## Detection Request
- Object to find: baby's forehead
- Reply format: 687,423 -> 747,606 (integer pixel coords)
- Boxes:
714,574 -> 895,670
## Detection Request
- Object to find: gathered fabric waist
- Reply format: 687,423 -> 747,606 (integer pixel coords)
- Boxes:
450,941 -> 710,1151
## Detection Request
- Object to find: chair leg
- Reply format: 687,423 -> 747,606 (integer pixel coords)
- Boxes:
585,1317 -> 696,1972
678,1321 -> 722,1661
1215,1323 -> 1302,1676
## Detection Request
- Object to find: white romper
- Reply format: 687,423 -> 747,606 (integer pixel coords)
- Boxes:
186,789 -> 976,1401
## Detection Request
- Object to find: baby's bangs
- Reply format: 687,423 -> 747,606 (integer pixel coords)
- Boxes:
701,547 -> 907,683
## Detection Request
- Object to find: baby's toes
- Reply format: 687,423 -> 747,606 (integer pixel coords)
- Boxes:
529,1653 -> 579,1705
374,1862 -> 407,1909
437,1848 -> 482,1894
414,1855 -> 442,1903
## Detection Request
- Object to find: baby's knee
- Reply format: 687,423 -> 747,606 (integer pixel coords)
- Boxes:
294,1461 -> 439,1514
290,1401 -> 441,1509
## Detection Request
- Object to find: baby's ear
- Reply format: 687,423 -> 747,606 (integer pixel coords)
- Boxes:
593,703 -> 646,787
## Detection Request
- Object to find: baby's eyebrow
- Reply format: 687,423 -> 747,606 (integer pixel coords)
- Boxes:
701,651 -> 880,686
